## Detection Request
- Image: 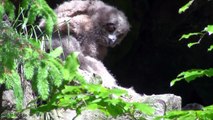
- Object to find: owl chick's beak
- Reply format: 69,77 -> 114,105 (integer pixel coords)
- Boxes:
108,34 -> 117,47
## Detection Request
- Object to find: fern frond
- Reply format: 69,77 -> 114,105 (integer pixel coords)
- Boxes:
27,0 -> 56,36
43,15 -> 55,36
27,4 -> 39,24
20,0 -> 31,9
0,4 -> 4,20
5,70 -> 23,110
57,52 -> 81,81
11,71 -> 23,110
4,0 -> 15,20
47,61 -> 63,87
37,0 -> 57,22
1,43 -> 18,70
37,64 -> 49,100
0,73 -> 4,84
24,61 -> 35,80
48,47 -> 63,58
48,58 -> 64,76
64,52 -> 80,73
4,73 -> 13,89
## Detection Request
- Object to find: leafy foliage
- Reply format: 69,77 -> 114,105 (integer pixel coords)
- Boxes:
157,105 -> 213,120
164,1 -> 213,120
2,0 -> 15,20
171,27 -> 213,85
26,0 -> 57,35
204,25 -> 213,35
170,68 -> 213,86
0,0 -> 56,35
179,32 -> 201,40
0,19 -> 66,110
31,84 -> 154,119
172,7 -> 213,85
0,22 -> 25,110
178,24 -> 213,49
0,0 -> 69,116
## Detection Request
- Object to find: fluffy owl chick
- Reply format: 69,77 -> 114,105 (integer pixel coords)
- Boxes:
41,0 -> 130,88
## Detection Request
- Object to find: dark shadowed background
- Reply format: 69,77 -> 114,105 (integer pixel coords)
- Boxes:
46,0 -> 213,106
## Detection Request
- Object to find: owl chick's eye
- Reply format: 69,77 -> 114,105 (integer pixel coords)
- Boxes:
105,23 -> 116,33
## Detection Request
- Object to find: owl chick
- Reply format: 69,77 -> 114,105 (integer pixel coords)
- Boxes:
40,0 -> 130,88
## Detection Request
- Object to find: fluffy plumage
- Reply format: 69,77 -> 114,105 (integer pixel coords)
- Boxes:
40,0 -> 130,88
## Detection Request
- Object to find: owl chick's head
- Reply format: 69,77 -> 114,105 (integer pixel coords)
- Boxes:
48,0 -> 130,48
90,1 -> 130,47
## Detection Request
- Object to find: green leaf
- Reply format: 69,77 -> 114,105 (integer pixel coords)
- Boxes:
178,0 -> 194,14
109,88 -> 127,97
160,110 -> 190,119
91,98 -> 102,104
58,94 -> 78,106
181,69 -> 204,82
179,32 -> 201,41
48,47 -> 63,58
73,72 -> 86,84
170,78 -> 183,87
62,86 -> 82,94
28,38 -> 40,48
204,68 -> 213,77
105,99 -> 121,106
178,113 -> 197,120
133,102 -> 154,115
64,52 -> 80,80
171,68 -> 213,86
105,104 -> 125,117
204,25 -> 213,35
84,84 -> 107,95
64,52 -> 80,72
171,69 -> 206,86
205,105 -> 213,110
86,104 -> 99,110
208,45 -> 213,52
30,103 -> 56,114
187,42 -> 199,48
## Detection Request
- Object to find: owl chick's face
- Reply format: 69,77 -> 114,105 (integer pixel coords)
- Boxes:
92,4 -> 130,47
